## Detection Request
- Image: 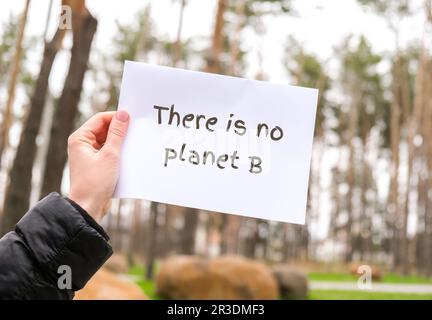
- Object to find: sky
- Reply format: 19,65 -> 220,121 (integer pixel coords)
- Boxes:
0,0 -> 427,239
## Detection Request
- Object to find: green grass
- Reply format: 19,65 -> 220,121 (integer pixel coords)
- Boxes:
129,266 -> 432,300
135,281 -> 432,300
135,279 -> 160,300
382,273 -> 432,284
129,263 -> 161,277
128,265 -> 147,277
308,272 -> 432,284
128,265 -> 161,299
310,290 -> 432,300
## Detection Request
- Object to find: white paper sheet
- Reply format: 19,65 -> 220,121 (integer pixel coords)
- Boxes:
115,61 -> 318,224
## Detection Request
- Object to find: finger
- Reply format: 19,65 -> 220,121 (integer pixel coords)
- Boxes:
104,110 -> 130,153
80,112 -> 116,143
69,112 -> 116,151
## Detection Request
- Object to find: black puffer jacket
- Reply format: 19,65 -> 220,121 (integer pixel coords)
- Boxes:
0,193 -> 113,299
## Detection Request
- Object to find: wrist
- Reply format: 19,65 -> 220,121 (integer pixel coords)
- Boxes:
69,190 -> 105,222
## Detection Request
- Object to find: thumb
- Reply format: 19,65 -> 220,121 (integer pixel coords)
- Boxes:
105,110 -> 130,152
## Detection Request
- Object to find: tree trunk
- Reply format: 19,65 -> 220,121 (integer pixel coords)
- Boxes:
179,208 -> 199,254
424,68 -> 432,276
172,0 -> 187,67
130,200 -> 142,255
113,199 -> 123,251
205,0 -> 227,73
221,215 -> 241,254
345,92 -> 360,262
359,108 -> 371,260
419,1 -> 432,276
145,202 -> 159,280
400,50 -> 427,274
43,0 -> 54,41
0,0 -> 31,171
390,93 -> 401,269
244,219 -> 260,258
390,53 -> 410,271
1,29 -> 65,236
40,8 -> 97,197
419,55 -> 432,276
229,0 -> 245,76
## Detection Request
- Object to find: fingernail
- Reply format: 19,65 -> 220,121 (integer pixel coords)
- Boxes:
116,110 -> 129,122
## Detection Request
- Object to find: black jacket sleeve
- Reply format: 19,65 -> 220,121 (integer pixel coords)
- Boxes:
0,193 -> 113,300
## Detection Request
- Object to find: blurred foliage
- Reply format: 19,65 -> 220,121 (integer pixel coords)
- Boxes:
357,0 -> 411,15
0,14 -> 35,93
339,35 -> 388,140
310,290 -> 432,300
283,36 -> 332,138
243,0 -> 292,18
0,15 -> 18,85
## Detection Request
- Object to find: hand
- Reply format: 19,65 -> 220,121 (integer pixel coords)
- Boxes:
68,111 -> 130,222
